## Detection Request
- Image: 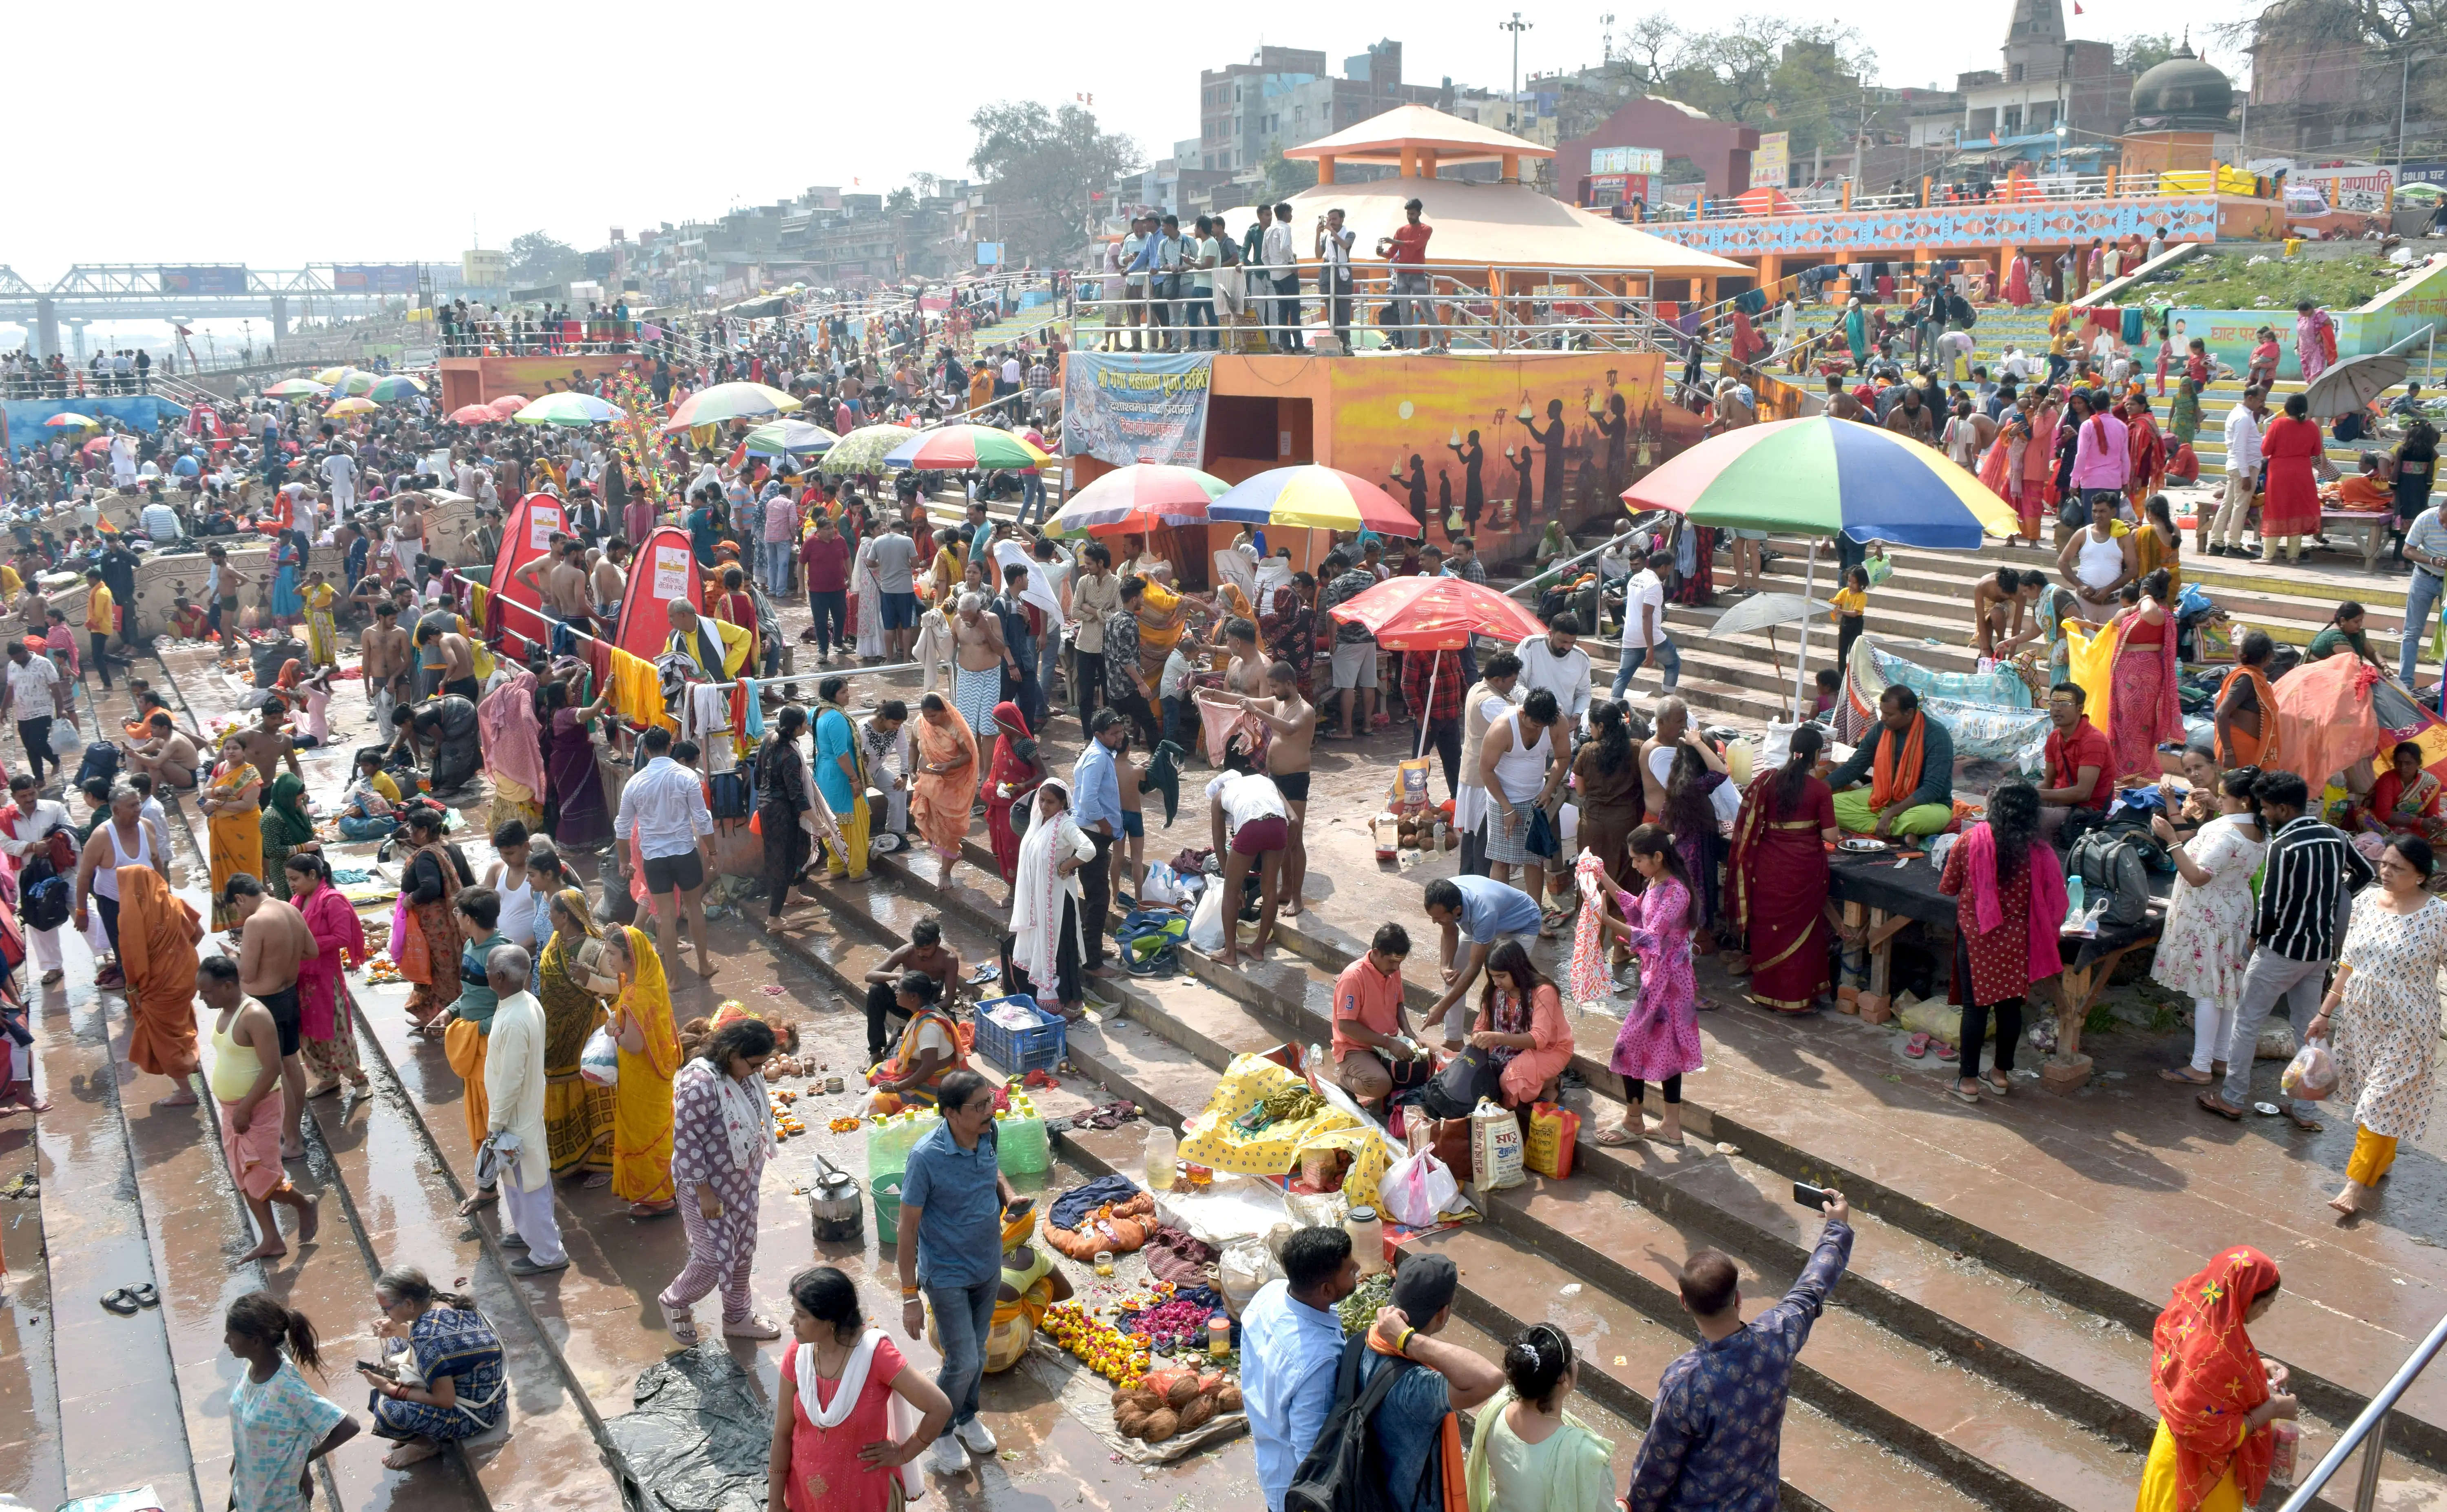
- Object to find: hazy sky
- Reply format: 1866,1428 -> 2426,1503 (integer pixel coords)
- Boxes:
8,0 -> 2251,279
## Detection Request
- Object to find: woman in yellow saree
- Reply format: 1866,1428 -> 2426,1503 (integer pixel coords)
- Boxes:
198,735 -> 263,931
604,922 -> 679,1216
302,577 -> 339,667
539,889 -> 616,1183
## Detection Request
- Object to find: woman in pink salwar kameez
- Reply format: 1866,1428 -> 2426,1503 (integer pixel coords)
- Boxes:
1597,825 -> 1703,1148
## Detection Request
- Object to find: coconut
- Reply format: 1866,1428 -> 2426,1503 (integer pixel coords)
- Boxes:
1164,1376 -> 1200,1408
1140,1406 -> 1180,1441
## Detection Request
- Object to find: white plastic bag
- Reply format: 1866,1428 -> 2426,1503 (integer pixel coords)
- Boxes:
2280,1039 -> 2338,1101
1379,1148 -> 1461,1228
1469,1098 -> 1524,1191
1218,1234 -> 1283,1317
1187,883 -> 1228,953
580,1024 -> 620,1088
1139,861 -> 1181,906
1757,720 -> 1801,769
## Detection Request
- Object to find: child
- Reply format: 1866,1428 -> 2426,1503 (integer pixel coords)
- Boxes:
2248,327 -> 2281,391
1830,566 -> 1870,667
2185,337 -> 2211,389
42,608 -> 77,677
337,751 -> 402,841
1812,667 -> 1842,721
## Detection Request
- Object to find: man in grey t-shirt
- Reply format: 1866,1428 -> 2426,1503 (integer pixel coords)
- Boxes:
865,523 -> 921,662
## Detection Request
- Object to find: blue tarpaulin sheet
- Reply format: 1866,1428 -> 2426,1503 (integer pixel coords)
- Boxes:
2,395 -> 190,448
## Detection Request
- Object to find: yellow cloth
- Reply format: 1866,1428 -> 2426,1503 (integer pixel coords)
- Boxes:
666,619 -> 753,680
824,784 -> 871,880
610,924 -> 679,1205
1830,586 -> 1867,621
2350,1125 -> 2399,1186
0,564 -> 20,599
606,648 -> 673,732
370,771 -> 403,805
443,1017 -> 489,1164
2136,1419 -> 2244,1512
205,763 -> 264,930
303,581 -> 339,666
1178,1052 -> 1389,1213
86,584 -> 114,634
2065,620 -> 2122,740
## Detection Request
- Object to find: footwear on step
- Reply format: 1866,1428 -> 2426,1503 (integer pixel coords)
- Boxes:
723,1315 -> 782,1340
506,1255 -> 569,1276
498,1232 -> 529,1250
925,1436 -> 969,1477
955,1417 -> 998,1455
665,1304 -> 700,1346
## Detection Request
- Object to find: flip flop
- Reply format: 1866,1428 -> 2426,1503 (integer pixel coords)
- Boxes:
2158,1067 -> 2213,1085
129,1283 -> 159,1309
2196,1092 -> 2244,1122
100,1288 -> 139,1316
1903,1032 -> 1931,1059
1591,1125 -> 1643,1147
1934,1043 -> 1959,1062
1949,1085 -> 1982,1106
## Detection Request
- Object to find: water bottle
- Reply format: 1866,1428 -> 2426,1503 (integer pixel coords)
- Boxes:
2062,873 -> 2086,931
1143,1123 -> 1178,1192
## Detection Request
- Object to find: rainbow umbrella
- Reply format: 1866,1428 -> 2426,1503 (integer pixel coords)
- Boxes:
263,378 -> 328,398
366,374 -> 427,402
513,392 -> 620,427
1623,416 -> 2018,712
660,380 -> 799,432
1044,463 -> 1226,539
316,368 -> 378,397
1207,465 -> 1419,538
882,424 -> 1050,471
742,419 -> 839,457
43,412 -> 100,430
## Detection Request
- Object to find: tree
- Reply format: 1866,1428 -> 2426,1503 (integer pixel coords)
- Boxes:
967,100 -> 1142,263
1260,146 -> 1319,205
1633,16 -> 1878,165
2117,33 -> 2181,73
885,187 -> 916,212
506,231 -> 580,287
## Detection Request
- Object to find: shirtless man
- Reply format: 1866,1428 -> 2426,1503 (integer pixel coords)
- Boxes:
415,619 -> 478,701
389,492 -> 426,579
858,917 -> 969,1065
359,600 -> 412,732
225,871 -> 318,1161
13,581 -> 44,642
124,711 -> 200,791
205,545 -> 252,645
1220,618 -> 1268,696
1635,697 -> 1692,821
1231,660 -> 1319,915
517,539 -> 596,635
591,536 -> 630,626
232,703 -> 304,790
197,955 -> 319,1262
952,591 -> 1018,733
1971,567 -> 2044,659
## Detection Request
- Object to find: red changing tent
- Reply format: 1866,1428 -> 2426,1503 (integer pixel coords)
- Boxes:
616,525 -> 705,661
486,493 -> 568,654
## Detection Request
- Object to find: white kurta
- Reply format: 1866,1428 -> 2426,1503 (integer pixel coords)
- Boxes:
482,991 -> 552,1193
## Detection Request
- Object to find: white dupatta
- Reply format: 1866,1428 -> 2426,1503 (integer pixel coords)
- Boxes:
1010,780 -> 1094,991
795,1329 -> 927,1501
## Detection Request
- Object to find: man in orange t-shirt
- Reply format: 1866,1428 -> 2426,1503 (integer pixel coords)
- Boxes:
1376,199 -> 1444,351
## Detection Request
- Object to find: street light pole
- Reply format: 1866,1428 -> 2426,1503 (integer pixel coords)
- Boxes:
1501,12 -> 1533,134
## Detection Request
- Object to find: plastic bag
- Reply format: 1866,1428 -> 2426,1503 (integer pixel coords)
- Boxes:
1524,1102 -> 1580,1179
1469,1098 -> 1524,1190
2279,1039 -> 2337,1101
1187,884 -> 1228,953
47,720 -> 81,756
1139,860 -> 1181,905
1379,1148 -> 1461,1228
1218,1234 -> 1283,1317
580,1024 -> 620,1088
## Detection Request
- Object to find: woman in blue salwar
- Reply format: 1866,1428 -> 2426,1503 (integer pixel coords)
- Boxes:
355,1264 -> 508,1468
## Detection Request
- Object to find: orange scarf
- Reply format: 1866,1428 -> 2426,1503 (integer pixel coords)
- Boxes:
2151,1246 -> 2280,1512
2216,665 -> 2283,769
1867,712 -> 1926,810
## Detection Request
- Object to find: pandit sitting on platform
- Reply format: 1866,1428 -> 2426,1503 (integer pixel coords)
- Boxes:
1827,685 -> 1956,838
2325,452 -> 2396,511
662,599 -> 753,684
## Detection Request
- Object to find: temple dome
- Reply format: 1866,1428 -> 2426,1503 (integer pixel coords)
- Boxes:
2128,41 -> 2235,132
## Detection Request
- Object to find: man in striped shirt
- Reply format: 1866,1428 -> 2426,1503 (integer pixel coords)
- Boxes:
2200,770 -> 2372,1127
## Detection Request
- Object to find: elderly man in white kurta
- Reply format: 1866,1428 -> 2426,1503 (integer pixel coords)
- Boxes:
481,946 -> 567,1273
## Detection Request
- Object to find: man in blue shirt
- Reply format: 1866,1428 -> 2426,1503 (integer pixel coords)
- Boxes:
1071,709 -> 1127,977
897,1069 -> 1015,1477
1242,1225 -> 1359,1510
1420,875 -> 1545,1047
685,487 -> 722,568
1353,1253 -> 1504,1502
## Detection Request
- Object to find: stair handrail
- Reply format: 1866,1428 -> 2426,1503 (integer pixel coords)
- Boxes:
2275,1305 -> 2447,1512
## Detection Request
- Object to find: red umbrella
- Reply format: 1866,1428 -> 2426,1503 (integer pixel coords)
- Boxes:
1322,574 -> 1546,651
447,404 -> 498,425
486,394 -> 530,419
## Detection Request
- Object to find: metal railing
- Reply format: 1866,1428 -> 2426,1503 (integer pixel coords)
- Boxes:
1652,168 -> 2246,223
2276,1307 -> 2447,1512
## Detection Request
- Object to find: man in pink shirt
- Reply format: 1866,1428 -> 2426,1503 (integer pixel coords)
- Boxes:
2067,393 -> 2132,517
760,482 -> 801,595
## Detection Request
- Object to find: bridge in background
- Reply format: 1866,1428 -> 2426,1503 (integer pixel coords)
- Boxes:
0,263 -> 444,358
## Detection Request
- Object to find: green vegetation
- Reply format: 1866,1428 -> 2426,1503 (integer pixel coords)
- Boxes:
2141,252 -> 2398,313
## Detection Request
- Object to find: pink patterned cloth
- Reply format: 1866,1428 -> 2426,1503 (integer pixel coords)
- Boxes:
1608,877 -> 1704,1083
1567,850 -> 1611,1005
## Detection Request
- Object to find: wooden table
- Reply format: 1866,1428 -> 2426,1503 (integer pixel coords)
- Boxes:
2320,509 -> 2394,572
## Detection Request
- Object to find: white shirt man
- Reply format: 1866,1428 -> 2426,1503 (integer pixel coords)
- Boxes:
320,449 -> 357,513
2210,396 -> 2270,551
1512,630 -> 1592,739
481,966 -> 566,1271
613,752 -> 715,860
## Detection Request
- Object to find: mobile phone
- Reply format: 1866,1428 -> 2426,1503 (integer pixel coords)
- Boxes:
1792,1180 -> 1835,1210
356,1359 -> 393,1377
1003,1198 -> 1034,1220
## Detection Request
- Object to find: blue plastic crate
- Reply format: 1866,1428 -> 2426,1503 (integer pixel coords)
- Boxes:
973,993 -> 1066,1074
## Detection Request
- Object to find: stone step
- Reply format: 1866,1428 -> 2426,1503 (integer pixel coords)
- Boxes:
0,1114 -> 63,1512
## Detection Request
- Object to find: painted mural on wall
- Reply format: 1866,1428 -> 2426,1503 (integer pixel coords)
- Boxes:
2155,256 -> 2447,380
1325,352 -> 1699,548
1647,196 -> 2279,259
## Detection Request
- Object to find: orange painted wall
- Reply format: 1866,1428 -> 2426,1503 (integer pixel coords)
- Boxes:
438,354 -> 638,409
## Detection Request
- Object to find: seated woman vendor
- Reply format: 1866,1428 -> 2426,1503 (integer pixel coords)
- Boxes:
1825,685 -> 1956,838
2360,741 -> 2444,847
865,970 -> 969,1114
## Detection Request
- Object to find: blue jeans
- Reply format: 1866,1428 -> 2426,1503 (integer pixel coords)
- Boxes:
336,814 -> 397,841
1016,471 -> 1046,526
926,1279 -> 998,1426
2405,569 -> 2443,688
762,539 -> 795,594
809,590 -> 847,655
1612,635 -> 1681,698
1037,624 -> 1062,707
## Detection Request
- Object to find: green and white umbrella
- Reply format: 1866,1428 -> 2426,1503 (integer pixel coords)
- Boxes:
743,419 -> 839,456
818,424 -> 918,474
659,380 -> 799,432
513,392 -> 621,427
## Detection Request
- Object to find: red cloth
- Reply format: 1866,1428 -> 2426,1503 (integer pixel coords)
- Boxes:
2259,415 -> 2325,535
2044,719 -> 2111,809
982,700 -> 1036,885
1387,223 -> 1432,264
2150,1247 -> 2281,1512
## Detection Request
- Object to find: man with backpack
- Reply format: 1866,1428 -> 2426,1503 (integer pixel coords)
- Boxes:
0,773 -> 75,984
1301,1252 -> 1503,1511
1246,1226 -> 1362,1511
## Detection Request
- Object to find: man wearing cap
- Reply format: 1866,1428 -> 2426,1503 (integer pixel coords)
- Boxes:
1353,1251 -> 1506,1502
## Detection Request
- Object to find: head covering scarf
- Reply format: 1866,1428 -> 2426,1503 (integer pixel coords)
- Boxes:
262,771 -> 317,848
478,670 -> 547,797
987,699 -> 1034,790
2150,1245 -> 2282,1512
1011,780 -> 1079,990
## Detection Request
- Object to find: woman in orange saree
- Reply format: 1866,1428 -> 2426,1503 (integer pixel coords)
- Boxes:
908,692 -> 979,862
1726,727 -> 1848,1013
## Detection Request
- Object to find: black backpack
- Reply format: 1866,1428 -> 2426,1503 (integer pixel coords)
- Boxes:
1284,1336 -> 1440,1512
73,741 -> 120,790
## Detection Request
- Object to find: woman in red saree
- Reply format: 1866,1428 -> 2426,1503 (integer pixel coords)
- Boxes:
981,700 -> 1047,884
1727,725 -> 1849,1012
2137,1246 -> 2294,1512
2108,570 -> 2184,783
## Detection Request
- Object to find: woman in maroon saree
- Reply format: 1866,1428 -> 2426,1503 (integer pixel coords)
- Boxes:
541,681 -> 617,849
1727,725 -> 1850,1012
982,700 -> 1047,884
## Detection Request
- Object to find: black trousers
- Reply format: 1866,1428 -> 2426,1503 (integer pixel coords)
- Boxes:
1074,650 -> 1106,731
1424,717 -> 1462,801
1080,830 -> 1116,970
1111,688 -> 1159,751
1003,896 -> 1084,1008
1954,930 -> 2023,1078
865,980 -> 906,1064
15,717 -> 53,783
1625,1074 -> 1682,1107
88,632 -> 112,687
761,801 -> 809,918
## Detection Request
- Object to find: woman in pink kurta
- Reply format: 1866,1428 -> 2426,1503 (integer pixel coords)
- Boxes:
287,853 -> 368,1095
769,1267 -> 950,1512
1599,824 -> 1703,1147
1472,941 -> 1573,1109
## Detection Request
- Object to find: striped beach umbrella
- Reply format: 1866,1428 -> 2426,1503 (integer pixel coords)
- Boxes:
1044,463 -> 1226,538
513,392 -> 620,427
660,381 -> 799,432
1207,465 -> 1420,538
882,424 -> 1050,471
1621,416 -> 2017,547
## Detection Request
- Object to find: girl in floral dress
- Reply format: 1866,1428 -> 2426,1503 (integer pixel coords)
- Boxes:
1597,824 -> 1701,1147
224,1293 -> 358,1512
2149,769 -> 2266,1088
2310,836 -> 2447,1219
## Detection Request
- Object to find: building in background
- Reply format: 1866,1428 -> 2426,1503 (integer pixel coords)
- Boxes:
1904,0 -> 2132,169
1197,42 -> 1449,175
